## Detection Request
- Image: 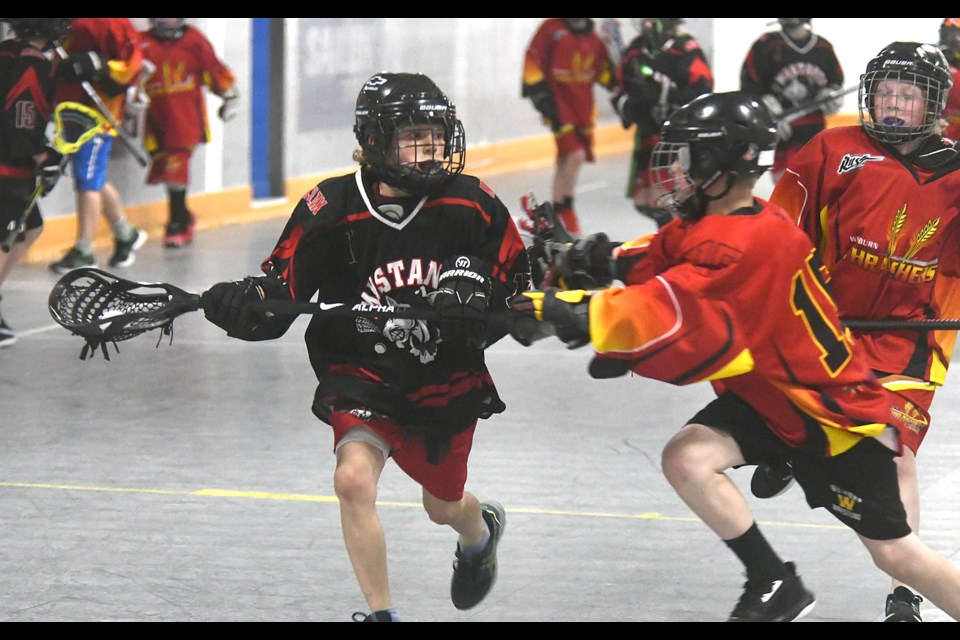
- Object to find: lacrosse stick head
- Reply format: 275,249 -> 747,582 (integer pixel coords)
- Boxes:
49,268 -> 202,361
53,101 -> 108,155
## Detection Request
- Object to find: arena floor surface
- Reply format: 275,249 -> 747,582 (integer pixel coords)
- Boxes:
1,152 -> 956,621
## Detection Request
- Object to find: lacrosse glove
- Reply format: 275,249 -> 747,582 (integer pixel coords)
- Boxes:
524,81 -> 562,132
432,256 -> 492,349
218,87 -> 239,122
59,52 -> 107,83
202,277 -> 269,337
508,288 -> 591,349
36,147 -> 64,196
557,233 -> 617,290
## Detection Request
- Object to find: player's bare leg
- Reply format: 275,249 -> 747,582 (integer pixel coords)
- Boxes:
334,440 -> 393,613
862,533 -> 960,620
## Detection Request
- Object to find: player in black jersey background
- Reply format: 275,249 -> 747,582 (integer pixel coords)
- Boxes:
740,18 -> 845,184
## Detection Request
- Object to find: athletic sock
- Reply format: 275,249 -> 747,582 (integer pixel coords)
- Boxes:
112,219 -> 134,241
458,527 -> 491,557
724,522 -> 787,581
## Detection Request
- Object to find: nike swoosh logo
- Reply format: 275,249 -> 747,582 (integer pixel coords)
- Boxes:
762,580 -> 783,603
318,303 -> 345,311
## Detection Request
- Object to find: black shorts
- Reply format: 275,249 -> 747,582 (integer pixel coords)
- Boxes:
0,178 -> 43,242
689,392 -> 911,541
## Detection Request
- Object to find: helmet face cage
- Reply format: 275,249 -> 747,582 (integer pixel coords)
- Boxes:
650,93 -> 777,219
859,43 -> 953,145
4,18 -> 71,44
634,18 -> 672,51
354,74 -> 465,194
150,18 -> 187,39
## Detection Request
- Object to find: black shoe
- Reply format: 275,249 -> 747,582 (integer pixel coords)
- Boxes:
750,460 -> 796,499
0,310 -> 15,348
108,228 -> 147,268
885,587 -> 923,622
450,501 -> 506,610
49,247 -> 96,274
728,562 -> 816,622
352,610 -> 395,622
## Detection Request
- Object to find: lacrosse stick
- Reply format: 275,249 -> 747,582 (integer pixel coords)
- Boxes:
54,44 -> 150,167
517,193 -> 577,289
843,318 -> 960,331
599,18 -> 625,65
48,267 -> 444,361
2,101 -> 107,253
779,85 -> 859,122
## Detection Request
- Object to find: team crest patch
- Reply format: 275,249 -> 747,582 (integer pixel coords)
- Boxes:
838,154 -> 884,175
304,187 -> 328,215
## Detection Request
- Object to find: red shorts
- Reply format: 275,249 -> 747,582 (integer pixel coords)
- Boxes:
884,384 -> 934,455
147,149 -> 193,186
555,125 -> 595,162
329,402 -> 476,502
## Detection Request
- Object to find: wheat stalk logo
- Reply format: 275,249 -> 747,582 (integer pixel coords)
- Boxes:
887,204 -> 907,257
904,218 -> 940,261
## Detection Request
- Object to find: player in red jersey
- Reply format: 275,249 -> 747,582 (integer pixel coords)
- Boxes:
140,19 -> 238,248
611,18 -> 713,228
49,17 -> 147,275
200,72 -> 531,622
522,18 -> 616,237
753,42 -> 960,622
741,19 -> 844,184
508,91 -> 960,622
938,18 -> 960,141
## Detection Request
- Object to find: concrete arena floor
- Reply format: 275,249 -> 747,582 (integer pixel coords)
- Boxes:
0,153 -> 957,622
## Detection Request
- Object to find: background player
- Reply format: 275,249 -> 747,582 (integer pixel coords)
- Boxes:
49,17 -> 147,274
522,18 -> 616,237
740,18 -> 844,184
938,18 -> 960,140
611,18 -> 713,228
0,18 -> 68,347
140,18 -> 238,249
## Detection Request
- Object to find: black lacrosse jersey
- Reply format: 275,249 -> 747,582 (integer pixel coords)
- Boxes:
740,29 -> 844,146
259,167 -> 531,438
0,40 -> 57,179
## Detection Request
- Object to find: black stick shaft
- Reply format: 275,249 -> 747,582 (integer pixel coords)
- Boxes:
844,319 -> 960,331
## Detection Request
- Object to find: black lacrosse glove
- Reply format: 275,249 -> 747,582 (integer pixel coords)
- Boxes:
36,147 -> 64,196
432,256 -> 492,349
557,232 -> 617,290
202,278 -> 269,337
524,81 -> 562,131
508,288 -> 592,349
58,52 -> 107,83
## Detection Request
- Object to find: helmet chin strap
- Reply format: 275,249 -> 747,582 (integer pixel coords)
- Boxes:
678,173 -> 736,220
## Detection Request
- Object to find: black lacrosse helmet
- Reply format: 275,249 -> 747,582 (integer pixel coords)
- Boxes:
2,18 -> 71,43
778,19 -> 812,28
149,18 -> 187,40
634,18 -> 684,51
859,41 -> 953,144
650,91 -> 777,220
562,18 -> 593,34
354,72 -> 466,195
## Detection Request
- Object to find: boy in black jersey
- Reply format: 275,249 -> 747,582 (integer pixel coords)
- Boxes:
202,72 -> 531,622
